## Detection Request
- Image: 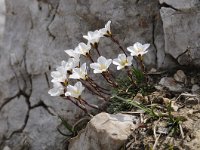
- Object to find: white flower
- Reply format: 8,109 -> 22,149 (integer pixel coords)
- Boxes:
99,20 -> 112,36
65,81 -> 85,98
64,49 -> 80,60
113,54 -> 133,70
69,63 -> 87,80
51,62 -> 68,83
127,42 -> 150,57
51,59 -> 79,83
83,30 -> 102,45
48,82 -> 64,96
74,42 -> 91,56
62,58 -> 79,71
90,56 -> 112,74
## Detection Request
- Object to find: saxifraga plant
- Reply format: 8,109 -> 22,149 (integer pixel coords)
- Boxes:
48,20 -> 151,115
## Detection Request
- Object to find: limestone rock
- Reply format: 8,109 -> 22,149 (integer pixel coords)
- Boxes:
69,112 -> 139,150
0,0 -> 5,45
22,107 -> 64,150
159,0 -> 200,9
2,146 -> 11,150
0,96 -> 28,137
173,70 -> 187,83
191,84 -> 200,94
159,77 -> 183,92
160,0 -> 200,67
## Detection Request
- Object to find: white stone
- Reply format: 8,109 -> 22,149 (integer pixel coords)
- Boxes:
191,84 -> 200,94
69,112 -> 139,150
2,146 -> 11,150
159,77 -> 183,92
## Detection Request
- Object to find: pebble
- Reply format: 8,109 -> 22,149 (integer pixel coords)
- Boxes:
174,70 -> 187,83
159,77 -> 183,92
3,146 -> 11,150
191,84 -> 200,94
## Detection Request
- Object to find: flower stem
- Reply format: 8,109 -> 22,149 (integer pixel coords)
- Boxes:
91,43 -> 100,56
86,53 -> 94,63
125,67 -> 136,87
138,55 -> 148,84
109,35 -> 127,56
102,72 -> 118,88
79,98 -> 100,110
87,77 -> 110,92
95,47 -> 101,56
66,97 -> 88,114
87,77 -> 111,95
81,80 -> 108,101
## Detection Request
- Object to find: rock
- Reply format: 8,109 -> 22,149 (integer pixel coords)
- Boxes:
159,0 -> 200,9
186,97 -> 199,105
0,96 -> 28,137
191,84 -> 200,94
159,77 -> 183,92
174,70 -> 187,83
22,107 -> 64,150
0,0 -> 5,45
163,98 -> 179,111
183,119 -> 200,149
2,146 -> 11,150
160,1 -> 200,67
69,112 -> 139,150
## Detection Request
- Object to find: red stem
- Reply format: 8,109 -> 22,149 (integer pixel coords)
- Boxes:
110,35 -> 127,56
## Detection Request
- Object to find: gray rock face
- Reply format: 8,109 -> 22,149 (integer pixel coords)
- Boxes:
0,0 -> 199,149
159,0 -> 200,9
69,112 -> 139,150
0,96 -> 28,138
160,0 -> 200,66
0,0 -> 5,44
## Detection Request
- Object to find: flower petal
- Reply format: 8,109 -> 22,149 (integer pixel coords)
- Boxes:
143,43 -> 150,51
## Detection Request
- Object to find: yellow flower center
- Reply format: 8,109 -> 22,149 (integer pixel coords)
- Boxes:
100,64 -> 107,70
136,47 -> 142,53
120,60 -> 128,66
72,90 -> 80,95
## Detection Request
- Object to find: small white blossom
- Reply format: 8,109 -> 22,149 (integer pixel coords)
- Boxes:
83,30 -> 102,45
74,42 -> 91,56
48,82 -> 64,96
90,56 -> 112,74
51,59 -> 79,83
99,20 -> 112,36
127,42 -> 150,57
65,81 -> 85,98
69,63 -> 87,80
64,49 -> 80,60
63,58 -> 79,71
113,54 -> 133,70
51,62 -> 68,83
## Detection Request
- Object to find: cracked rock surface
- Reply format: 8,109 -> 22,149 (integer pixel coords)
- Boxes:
160,0 -> 200,66
0,0 -> 200,149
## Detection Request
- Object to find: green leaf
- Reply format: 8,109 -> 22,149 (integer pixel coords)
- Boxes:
58,116 -> 74,133
132,68 -> 144,84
